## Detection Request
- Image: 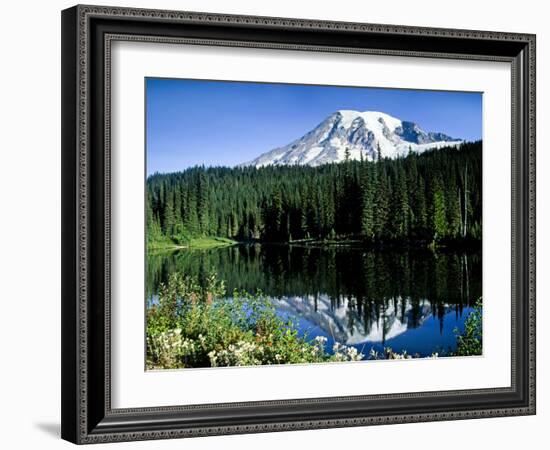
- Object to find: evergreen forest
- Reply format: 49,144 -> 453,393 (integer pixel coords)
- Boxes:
146,141 -> 481,247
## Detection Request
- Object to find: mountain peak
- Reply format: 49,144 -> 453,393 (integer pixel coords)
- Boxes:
242,110 -> 461,168
335,109 -> 402,129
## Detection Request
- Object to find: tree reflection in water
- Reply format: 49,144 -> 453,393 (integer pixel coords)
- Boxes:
147,244 -> 481,357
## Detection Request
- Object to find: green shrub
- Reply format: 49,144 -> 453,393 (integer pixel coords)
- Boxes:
146,272 -> 364,369
454,298 -> 482,356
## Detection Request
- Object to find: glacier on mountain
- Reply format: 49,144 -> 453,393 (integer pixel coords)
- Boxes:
242,110 -> 462,167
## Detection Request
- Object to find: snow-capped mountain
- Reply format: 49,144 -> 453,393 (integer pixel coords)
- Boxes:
242,110 -> 462,167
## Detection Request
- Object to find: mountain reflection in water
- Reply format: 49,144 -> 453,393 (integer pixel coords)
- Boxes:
147,244 -> 481,357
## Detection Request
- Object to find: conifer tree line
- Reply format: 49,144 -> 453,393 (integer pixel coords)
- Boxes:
147,141 -> 481,245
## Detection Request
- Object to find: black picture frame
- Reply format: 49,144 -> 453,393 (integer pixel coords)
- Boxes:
61,4 -> 536,444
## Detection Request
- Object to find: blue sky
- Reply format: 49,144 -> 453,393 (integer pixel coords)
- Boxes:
146,78 -> 482,174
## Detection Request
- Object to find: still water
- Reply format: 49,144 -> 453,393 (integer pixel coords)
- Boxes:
147,244 -> 481,358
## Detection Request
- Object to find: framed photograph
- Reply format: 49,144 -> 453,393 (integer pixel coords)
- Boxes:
61,5 -> 536,444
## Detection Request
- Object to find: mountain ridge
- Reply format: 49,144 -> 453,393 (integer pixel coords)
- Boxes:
242,109 -> 462,167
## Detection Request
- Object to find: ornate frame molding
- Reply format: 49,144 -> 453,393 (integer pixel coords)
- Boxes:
61,4 -> 536,444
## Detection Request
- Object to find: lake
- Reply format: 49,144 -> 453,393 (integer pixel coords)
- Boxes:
146,244 -> 481,358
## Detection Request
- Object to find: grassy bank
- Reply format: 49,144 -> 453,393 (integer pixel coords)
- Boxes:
149,232 -> 481,252
148,236 -> 237,251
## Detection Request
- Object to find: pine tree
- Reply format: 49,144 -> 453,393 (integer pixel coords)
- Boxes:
461,164 -> 471,238
185,189 -> 199,235
377,142 -> 383,162
374,168 -> 390,239
197,171 -> 209,234
162,189 -> 175,236
146,192 -> 162,242
447,188 -> 462,238
430,176 -> 447,241
392,165 -> 410,237
414,175 -> 428,235
360,161 -> 375,239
